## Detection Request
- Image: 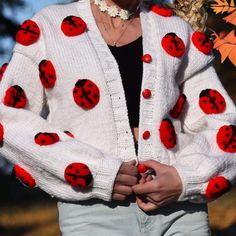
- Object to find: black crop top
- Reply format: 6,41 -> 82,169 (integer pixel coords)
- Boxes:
108,36 -> 143,127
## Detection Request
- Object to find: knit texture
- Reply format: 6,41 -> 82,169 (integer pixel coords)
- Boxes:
0,0 -> 236,203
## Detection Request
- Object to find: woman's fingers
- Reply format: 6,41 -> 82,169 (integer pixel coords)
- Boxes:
115,174 -> 138,186
141,195 -> 158,205
126,160 -> 137,166
132,179 -> 159,194
112,183 -> 133,200
136,196 -> 159,212
138,175 -> 146,184
145,174 -> 153,182
119,163 -> 138,176
113,184 -> 133,196
112,161 -> 139,201
112,193 -> 127,201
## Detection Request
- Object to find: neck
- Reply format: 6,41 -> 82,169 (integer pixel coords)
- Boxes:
106,0 -> 140,12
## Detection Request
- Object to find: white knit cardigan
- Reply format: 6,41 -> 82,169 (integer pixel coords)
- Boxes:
1,0 -> 236,203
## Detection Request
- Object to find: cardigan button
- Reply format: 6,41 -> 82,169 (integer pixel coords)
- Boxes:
142,54 -> 152,63
143,130 -> 151,140
137,164 -> 148,173
142,89 -> 152,99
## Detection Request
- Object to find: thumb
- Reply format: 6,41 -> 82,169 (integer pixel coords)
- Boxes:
126,159 -> 137,166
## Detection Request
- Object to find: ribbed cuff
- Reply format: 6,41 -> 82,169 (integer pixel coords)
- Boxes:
172,163 -> 205,202
92,155 -> 123,201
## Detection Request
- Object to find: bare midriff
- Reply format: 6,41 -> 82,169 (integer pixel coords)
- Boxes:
131,127 -> 139,143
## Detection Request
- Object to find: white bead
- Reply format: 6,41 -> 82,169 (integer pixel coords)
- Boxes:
108,6 -> 119,17
119,9 -> 129,20
95,0 -> 133,20
99,1 -> 108,12
94,0 -> 102,5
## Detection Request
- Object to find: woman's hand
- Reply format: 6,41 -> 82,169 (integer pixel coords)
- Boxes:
112,160 -> 138,201
132,160 -> 183,212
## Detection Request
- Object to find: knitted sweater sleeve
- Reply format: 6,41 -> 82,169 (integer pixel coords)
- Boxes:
0,22 -> 122,203
172,26 -> 236,203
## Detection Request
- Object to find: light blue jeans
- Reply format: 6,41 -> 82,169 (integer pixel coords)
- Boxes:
57,195 -> 211,236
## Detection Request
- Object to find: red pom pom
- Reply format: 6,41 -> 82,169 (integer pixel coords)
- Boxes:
142,54 -> 152,63
142,131 -> 151,140
13,165 -> 36,188
4,85 -> 27,109
137,164 -> 147,173
35,132 -> 60,146
39,60 -> 57,89
61,16 -> 87,37
192,31 -> 213,55
0,123 -> 4,144
16,19 -> 40,46
150,5 -> 173,17
161,33 -> 185,58
73,79 -> 100,110
170,94 -> 187,119
64,162 -> 93,188
64,131 -> 75,138
159,119 -> 176,149
216,125 -> 236,153
206,176 -> 232,200
142,89 -> 152,99
0,63 -> 8,81
199,89 -> 226,114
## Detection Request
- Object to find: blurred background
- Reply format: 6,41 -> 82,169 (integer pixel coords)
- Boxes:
0,0 -> 236,235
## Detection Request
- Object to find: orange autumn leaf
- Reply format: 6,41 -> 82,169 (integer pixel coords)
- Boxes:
210,0 -> 236,14
213,30 -> 236,66
223,10 -> 236,25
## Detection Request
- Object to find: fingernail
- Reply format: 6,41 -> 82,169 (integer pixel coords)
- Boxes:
146,168 -> 156,176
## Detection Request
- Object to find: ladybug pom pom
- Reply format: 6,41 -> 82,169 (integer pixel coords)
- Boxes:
39,60 -> 57,89
61,16 -> 87,37
0,63 -> 8,81
216,125 -> 236,153
16,19 -> 40,46
13,165 -> 36,188
150,4 -> 173,17
192,31 -> 213,55
35,132 -> 60,146
170,94 -> 187,119
4,85 -> 27,109
73,79 -> 100,110
206,176 -> 232,200
64,162 -> 93,189
161,33 -> 185,58
199,89 -> 226,114
159,119 -> 177,149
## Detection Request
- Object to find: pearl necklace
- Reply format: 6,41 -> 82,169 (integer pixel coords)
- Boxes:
94,0 -> 136,20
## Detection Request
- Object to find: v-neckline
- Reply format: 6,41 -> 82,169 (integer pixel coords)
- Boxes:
76,0 -> 157,161
108,36 -> 143,49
